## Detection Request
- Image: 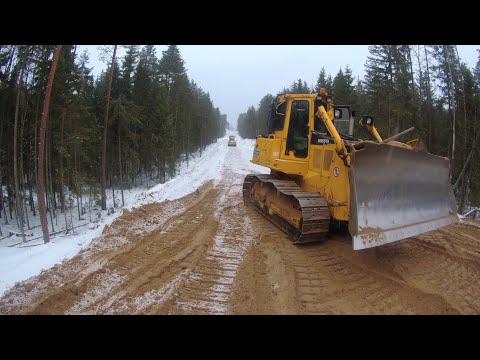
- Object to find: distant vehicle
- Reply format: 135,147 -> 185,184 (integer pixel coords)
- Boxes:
228,135 -> 237,147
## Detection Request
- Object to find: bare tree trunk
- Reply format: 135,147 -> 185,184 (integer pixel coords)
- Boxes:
64,193 -> 69,232
49,136 -> 56,217
37,45 -> 62,244
200,127 -> 203,157
14,67 -> 26,242
424,46 -> 434,152
453,117 -> 479,204
455,46 -> 468,213
4,46 -> 16,81
118,129 -> 124,207
7,171 -> 14,221
33,92 -> 39,217
20,83 -> 30,229
88,187 -> 92,222
110,142 -> 116,209
77,194 -> 81,221
101,45 -> 117,211
59,110 -> 66,213
407,46 -> 416,98
46,134 -> 55,232
186,130 -> 190,168
111,178 -> 116,208
415,46 -> 424,101
415,46 -> 426,136
444,46 -> 456,181
0,178 -> 5,224
0,181 -> 7,224
80,193 -> 83,217
70,195 -> 74,226
74,149 -> 81,221
0,116 -> 4,223
454,140 -> 478,191
27,169 -> 34,214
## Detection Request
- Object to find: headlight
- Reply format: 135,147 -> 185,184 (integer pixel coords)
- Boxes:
362,115 -> 374,126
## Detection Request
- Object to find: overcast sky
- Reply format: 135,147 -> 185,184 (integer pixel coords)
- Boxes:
77,45 -> 479,129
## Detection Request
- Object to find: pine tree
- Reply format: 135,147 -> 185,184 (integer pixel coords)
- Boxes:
332,66 -> 355,105
289,78 -> 311,93
256,94 -> 274,135
364,45 -> 416,137
315,67 -> 328,92
101,45 -> 117,211
120,45 -> 140,100
159,45 -> 185,92
37,45 -> 62,243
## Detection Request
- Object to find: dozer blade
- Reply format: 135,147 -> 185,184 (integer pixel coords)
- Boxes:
349,142 -> 458,250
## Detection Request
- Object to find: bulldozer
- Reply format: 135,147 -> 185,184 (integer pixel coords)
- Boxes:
242,89 -> 458,250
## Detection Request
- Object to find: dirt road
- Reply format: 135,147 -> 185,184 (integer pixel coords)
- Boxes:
2,148 -> 480,314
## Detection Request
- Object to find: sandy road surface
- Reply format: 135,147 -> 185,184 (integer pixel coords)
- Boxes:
2,146 -> 480,314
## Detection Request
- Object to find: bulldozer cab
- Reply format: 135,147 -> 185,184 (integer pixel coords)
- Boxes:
275,94 -> 355,159
286,100 -> 310,158
268,98 -> 287,132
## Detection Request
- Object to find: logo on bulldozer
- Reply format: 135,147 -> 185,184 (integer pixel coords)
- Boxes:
333,167 -> 340,177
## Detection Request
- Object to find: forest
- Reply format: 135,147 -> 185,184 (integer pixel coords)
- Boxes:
0,45 -> 227,242
237,45 -> 480,213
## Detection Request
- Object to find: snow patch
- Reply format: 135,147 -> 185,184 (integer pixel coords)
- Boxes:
65,270 -> 126,314
0,131 -> 265,297
132,270 -> 188,313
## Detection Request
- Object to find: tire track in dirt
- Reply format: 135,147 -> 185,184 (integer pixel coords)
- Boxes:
167,168 -> 258,314
0,182 -> 219,314
230,207 -> 301,314
374,223 -> 480,314
0,155 -> 265,315
232,207 -> 472,314
290,237 -> 457,314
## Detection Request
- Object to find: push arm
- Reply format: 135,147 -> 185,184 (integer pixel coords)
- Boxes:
316,105 -> 350,166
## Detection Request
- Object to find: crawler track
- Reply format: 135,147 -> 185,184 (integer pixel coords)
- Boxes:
243,174 -> 330,243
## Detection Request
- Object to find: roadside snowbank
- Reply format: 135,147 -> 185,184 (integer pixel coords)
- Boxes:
0,131 -> 262,296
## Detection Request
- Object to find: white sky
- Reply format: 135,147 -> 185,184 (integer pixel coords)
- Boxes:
77,45 -> 479,129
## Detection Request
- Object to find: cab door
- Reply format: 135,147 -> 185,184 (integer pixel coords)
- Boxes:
284,99 -> 310,159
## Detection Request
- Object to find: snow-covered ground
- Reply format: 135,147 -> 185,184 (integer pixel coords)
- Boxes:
0,131 -> 265,296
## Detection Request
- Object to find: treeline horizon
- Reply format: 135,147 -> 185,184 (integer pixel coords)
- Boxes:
0,45 -> 227,242
237,45 -> 480,213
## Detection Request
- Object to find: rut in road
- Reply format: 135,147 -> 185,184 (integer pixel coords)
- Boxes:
0,158 -> 259,314
2,166 -> 480,314
231,213 -> 479,314
169,176 -> 256,314
0,181 -> 224,314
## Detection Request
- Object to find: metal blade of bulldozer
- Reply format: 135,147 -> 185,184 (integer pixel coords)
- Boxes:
349,142 -> 458,250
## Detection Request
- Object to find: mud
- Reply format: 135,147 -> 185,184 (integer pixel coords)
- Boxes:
2,166 -> 480,314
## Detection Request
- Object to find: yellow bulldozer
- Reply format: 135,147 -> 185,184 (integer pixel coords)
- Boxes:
243,89 -> 459,250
